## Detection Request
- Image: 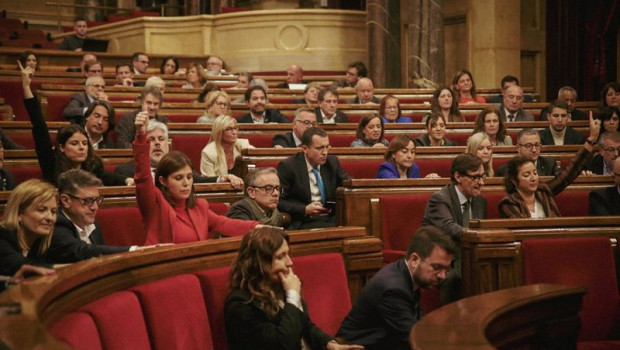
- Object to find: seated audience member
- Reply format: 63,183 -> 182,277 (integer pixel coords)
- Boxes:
82,60 -> 103,78
21,62 -> 131,187
452,69 -> 486,104
18,51 -> 38,71
589,157 -> 620,215
195,83 -> 221,103
201,115 -> 254,177
277,127 -> 349,229
66,53 -> 96,73
376,134 -> 439,179
226,168 -> 284,226
62,76 -> 108,124
499,85 -> 535,122
414,113 -> 455,147
350,114 -> 389,148
474,108 -> 512,146
272,108 -> 317,148
466,132 -> 494,177
599,82 -> 620,109
58,19 -> 88,51
133,114 -> 258,244
347,77 -> 379,104
0,128 -> 25,150
315,87 -> 348,123
160,56 -> 179,75
487,75 -> 533,104
46,169 -> 133,263
116,86 -> 169,148
233,78 -> 268,104
499,113 -> 600,218
238,86 -> 289,124
423,86 -> 463,123
540,86 -> 588,121
181,63 -> 207,89
276,64 -> 307,89
586,131 -> 620,175
132,52 -> 149,75
225,227 -> 362,350
292,82 -> 320,107
597,106 -> 620,134
0,140 -> 16,191
114,63 -> 134,87
233,72 -> 253,90
497,128 -> 559,177
380,95 -> 412,123
422,153 -> 487,304
0,179 -> 58,277
197,91 -> 231,123
82,100 -> 115,149
206,55 -> 225,76
144,76 -> 166,92
539,100 -> 586,145
337,226 -> 455,350
333,61 -> 367,88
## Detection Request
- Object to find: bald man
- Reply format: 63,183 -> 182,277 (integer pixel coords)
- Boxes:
498,85 -> 534,122
276,64 -> 308,89
346,77 -> 380,104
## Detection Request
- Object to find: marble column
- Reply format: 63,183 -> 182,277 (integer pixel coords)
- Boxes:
367,0 -> 401,88
405,0 -> 444,87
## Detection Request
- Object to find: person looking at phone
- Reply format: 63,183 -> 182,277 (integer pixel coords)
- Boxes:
115,86 -> 169,148
277,127 -> 349,229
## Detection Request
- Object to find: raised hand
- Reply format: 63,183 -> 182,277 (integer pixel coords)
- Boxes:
588,110 -> 601,142
135,111 -> 149,135
17,60 -> 35,98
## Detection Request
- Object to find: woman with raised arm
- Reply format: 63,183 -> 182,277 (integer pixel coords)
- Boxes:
19,61 -> 132,187
225,226 -> 364,350
133,112 -> 258,244
499,112 -> 600,218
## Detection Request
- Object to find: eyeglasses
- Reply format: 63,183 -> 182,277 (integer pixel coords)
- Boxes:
461,173 -> 487,182
295,120 -> 317,127
251,185 -> 281,195
224,126 -> 239,133
518,143 -> 541,150
67,193 -> 104,206
603,146 -> 620,154
137,60 -> 149,65
428,262 -> 451,274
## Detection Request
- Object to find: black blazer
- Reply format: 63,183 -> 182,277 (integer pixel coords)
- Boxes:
271,131 -> 298,148
497,155 -> 559,177
225,288 -> 333,350
62,91 -> 92,124
589,186 -> 620,216
540,107 -> 588,121
0,226 -> 50,277
337,259 -> 421,350
498,106 -> 535,122
539,127 -> 585,146
586,154 -> 606,175
0,168 -> 16,191
238,109 -> 290,124
314,107 -> 349,123
46,211 -> 129,263
114,160 -> 218,183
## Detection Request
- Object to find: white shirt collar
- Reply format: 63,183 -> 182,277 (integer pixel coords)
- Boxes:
292,132 -> 302,147
62,210 -> 96,244
454,185 -> 469,206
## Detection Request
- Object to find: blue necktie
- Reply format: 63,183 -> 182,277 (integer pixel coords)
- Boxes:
311,167 -> 326,203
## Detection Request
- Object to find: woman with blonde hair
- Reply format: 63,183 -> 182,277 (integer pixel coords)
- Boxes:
466,132 -> 494,177
200,115 -> 254,177
182,63 -> 207,89
197,91 -> 232,124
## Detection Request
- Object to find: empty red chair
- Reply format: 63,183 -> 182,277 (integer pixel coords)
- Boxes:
195,266 -> 232,350
48,312 -> 103,350
96,207 -> 146,246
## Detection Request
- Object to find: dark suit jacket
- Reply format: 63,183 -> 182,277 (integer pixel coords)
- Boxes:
0,168 -> 16,191
487,94 -> 534,104
237,109 -> 290,124
586,154 -> 606,175
498,106 -> 535,121
225,288 -> 333,350
413,134 -> 456,147
314,107 -> 349,123
46,211 -> 129,263
539,127 -> 585,146
115,110 -> 170,148
539,107 -> 588,121
497,155 -> 559,177
422,183 -> 487,240
345,96 -> 380,104
0,227 -> 50,277
277,153 -> 349,224
271,131 -> 298,148
114,159 -> 218,183
337,260 -> 421,350
62,91 -> 93,124
589,186 -> 620,215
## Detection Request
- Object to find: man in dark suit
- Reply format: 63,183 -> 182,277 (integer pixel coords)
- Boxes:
486,75 -> 534,104
589,157 -> 620,215
46,169 -> 132,263
539,86 -> 588,121
332,61 -> 367,88
115,86 -> 170,148
272,108 -> 317,148
277,127 -> 349,229
275,64 -> 308,89
497,128 -> 559,177
498,85 -> 535,122
586,131 -> 620,175
539,99 -> 586,145
238,85 -> 289,124
315,87 -> 349,123
62,75 -> 108,124
58,19 -> 88,51
337,226 -> 456,350
346,77 -> 380,104
422,153 -> 487,304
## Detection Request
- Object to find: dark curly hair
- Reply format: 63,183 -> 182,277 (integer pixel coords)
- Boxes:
504,156 -> 536,194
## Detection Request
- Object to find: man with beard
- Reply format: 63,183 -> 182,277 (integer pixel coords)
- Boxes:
337,226 -> 455,350
238,86 -> 289,124
83,100 -> 115,149
225,167 -> 283,227
539,99 -> 585,145
115,86 -> 169,148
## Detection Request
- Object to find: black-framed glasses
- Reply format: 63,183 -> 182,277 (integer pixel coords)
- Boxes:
251,185 -> 281,195
461,173 -> 487,182
67,194 -> 104,206
428,262 -> 451,274
603,146 -> 620,154
518,143 -> 541,150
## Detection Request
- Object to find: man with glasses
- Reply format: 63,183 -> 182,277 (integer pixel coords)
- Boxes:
238,86 -> 289,124
131,52 -> 150,75
587,131 -> 620,175
589,157 -> 620,215
116,86 -> 169,148
499,85 -> 534,122
422,153 -> 487,304
272,108 -> 317,148
62,75 -> 108,124
277,127 -> 349,229
226,167 -> 283,226
337,226 -> 455,350
315,87 -> 349,123
47,169 -> 134,263
540,100 -> 586,145
497,128 -> 559,177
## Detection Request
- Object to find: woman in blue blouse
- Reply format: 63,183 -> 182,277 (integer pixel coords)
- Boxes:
379,95 -> 412,123
376,135 -> 439,179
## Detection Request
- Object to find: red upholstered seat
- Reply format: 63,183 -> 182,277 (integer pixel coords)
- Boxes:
44,94 -> 72,121
555,191 -> 589,217
195,266 -> 232,350
484,191 -> 504,219
327,134 -> 356,147
166,114 -> 200,123
246,134 -> 275,148
96,206 -> 146,246
522,237 -> 620,342
341,160 -> 384,178
80,291 -> 151,350
170,134 -> 209,168
8,166 -> 42,184
131,274 -> 214,350
416,159 -> 452,177
48,312 -> 103,350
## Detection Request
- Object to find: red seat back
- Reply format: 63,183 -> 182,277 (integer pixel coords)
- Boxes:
96,206 -> 146,246
48,312 -> 103,350
341,160 -> 384,178
170,134 -> 209,169
555,191 -> 589,217
484,191 -> 505,219
195,266 -> 232,350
